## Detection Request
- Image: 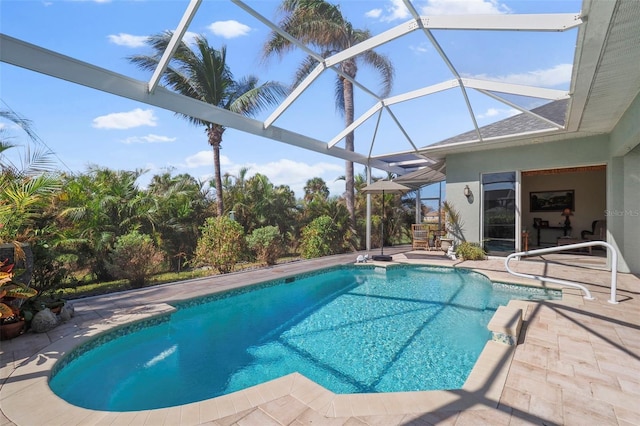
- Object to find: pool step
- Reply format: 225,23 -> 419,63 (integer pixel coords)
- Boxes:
487,305 -> 523,346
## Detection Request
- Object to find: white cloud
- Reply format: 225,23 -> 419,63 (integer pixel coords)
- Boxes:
107,32 -> 201,48
421,0 -> 511,16
239,159 -> 343,194
184,151 -> 212,168
255,159 -> 345,198
208,20 -> 251,39
368,0 -> 510,22
365,9 -> 382,19
477,107 -> 519,120
182,31 -> 200,46
183,151 -> 232,169
107,33 -> 148,48
0,121 -> 24,133
409,43 -> 430,54
92,108 -> 157,129
120,134 -> 176,144
179,155 -> 344,198
374,0 -> 411,22
471,64 -> 573,87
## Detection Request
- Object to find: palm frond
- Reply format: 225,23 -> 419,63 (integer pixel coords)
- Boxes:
230,79 -> 289,116
334,74 -> 345,116
362,50 -> 395,98
292,55 -> 321,89
0,110 -> 38,144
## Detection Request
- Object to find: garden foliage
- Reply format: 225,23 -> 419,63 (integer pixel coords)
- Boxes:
105,231 -> 164,288
247,226 -> 283,266
194,217 -> 245,274
299,215 -> 340,259
455,242 -> 486,261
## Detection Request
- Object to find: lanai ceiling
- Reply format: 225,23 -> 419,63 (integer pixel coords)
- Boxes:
1,0 -> 639,181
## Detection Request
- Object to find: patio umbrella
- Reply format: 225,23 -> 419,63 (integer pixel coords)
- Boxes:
360,180 -> 411,261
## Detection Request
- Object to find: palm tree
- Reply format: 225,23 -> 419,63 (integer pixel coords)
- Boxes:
0,109 -> 61,269
263,0 -> 394,230
57,166 -> 153,280
129,32 -> 288,216
146,172 -> 212,271
222,167 -> 251,227
303,177 -> 329,203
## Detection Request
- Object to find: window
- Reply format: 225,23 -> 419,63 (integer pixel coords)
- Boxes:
482,172 -> 516,255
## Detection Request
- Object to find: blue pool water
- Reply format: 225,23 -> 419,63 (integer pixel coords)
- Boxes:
50,265 -> 559,411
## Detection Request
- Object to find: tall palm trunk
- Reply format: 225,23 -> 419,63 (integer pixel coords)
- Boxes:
262,2 -> 393,248
343,61 -> 357,231
208,125 -> 225,216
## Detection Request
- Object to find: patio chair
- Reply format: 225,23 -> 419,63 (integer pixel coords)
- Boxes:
429,229 -> 446,251
581,220 -> 606,241
411,224 -> 429,250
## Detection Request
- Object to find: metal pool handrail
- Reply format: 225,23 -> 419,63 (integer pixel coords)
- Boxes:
504,241 -> 619,304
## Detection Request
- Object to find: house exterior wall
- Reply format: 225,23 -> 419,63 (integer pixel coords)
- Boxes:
443,91 -> 640,273
446,134 -> 609,239
608,92 -> 640,273
610,89 -> 640,157
445,133 -> 640,273
621,146 -> 640,273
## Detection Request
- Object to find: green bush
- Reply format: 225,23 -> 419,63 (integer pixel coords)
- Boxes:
455,242 -> 486,261
30,241 -> 70,296
106,231 -> 165,288
247,226 -> 283,266
194,217 -> 245,274
300,215 -> 340,259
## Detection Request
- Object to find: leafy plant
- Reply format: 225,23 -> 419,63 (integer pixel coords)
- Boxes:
442,200 -> 465,243
194,217 -> 245,274
30,240 -> 70,296
247,226 -> 283,266
299,215 -> 340,259
105,231 -> 164,288
455,242 -> 486,261
0,260 -> 38,324
1,110 -> 61,250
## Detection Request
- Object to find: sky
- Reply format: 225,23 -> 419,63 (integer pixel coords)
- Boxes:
0,0 -> 582,200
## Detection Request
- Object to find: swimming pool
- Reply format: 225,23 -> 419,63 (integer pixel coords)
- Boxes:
50,265 -> 559,411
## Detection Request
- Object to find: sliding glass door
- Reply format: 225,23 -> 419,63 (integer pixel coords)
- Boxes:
482,172 -> 517,255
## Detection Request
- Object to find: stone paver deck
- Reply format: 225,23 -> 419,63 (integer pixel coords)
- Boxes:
1,247 -> 639,425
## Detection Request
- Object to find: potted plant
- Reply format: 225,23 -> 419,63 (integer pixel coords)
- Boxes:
0,260 -> 38,340
440,201 -> 464,253
439,235 -> 454,253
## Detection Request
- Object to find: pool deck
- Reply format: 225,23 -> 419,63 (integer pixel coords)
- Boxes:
1,247 -> 639,425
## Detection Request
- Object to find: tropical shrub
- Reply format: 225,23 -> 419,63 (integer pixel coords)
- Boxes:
0,259 -> 38,326
30,240 -> 70,296
247,226 -> 283,266
105,231 -> 164,288
299,215 -> 340,259
455,242 -> 486,261
194,217 -> 245,274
